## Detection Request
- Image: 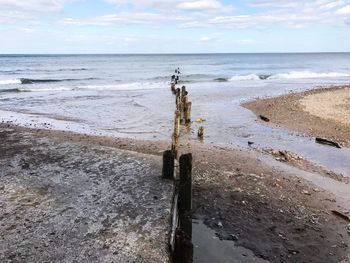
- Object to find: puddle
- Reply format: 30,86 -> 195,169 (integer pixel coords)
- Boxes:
192,219 -> 268,263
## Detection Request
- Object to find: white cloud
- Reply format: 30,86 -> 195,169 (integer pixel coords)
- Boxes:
0,10 -> 37,23
336,5 -> 350,14
238,39 -> 255,44
0,0 -> 67,12
177,0 -> 224,11
61,12 -> 190,26
200,36 -> 212,41
105,0 -> 233,12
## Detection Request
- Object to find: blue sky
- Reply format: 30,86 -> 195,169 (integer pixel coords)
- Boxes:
1,0 -> 350,53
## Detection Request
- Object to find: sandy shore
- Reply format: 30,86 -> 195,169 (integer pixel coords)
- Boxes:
1,124 -> 350,262
243,85 -> 350,148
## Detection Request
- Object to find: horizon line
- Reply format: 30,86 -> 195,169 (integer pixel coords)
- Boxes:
1,51 -> 350,56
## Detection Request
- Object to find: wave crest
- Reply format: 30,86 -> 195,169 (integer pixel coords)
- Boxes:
229,71 -> 350,81
0,79 -> 22,85
229,74 -> 261,81
267,71 -> 350,80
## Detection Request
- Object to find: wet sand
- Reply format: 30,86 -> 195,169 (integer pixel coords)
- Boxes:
243,85 -> 350,148
1,124 -> 350,262
0,125 -> 173,263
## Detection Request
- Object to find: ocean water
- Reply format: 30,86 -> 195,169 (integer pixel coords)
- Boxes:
1,53 -> 350,174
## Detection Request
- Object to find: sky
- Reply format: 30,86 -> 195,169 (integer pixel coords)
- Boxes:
0,0 -> 350,54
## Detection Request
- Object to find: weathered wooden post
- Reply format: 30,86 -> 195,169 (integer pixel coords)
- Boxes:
175,88 -> 181,108
185,102 -> 191,124
173,153 -> 193,263
198,126 -> 204,140
181,91 -> 187,123
174,229 -> 193,263
162,150 -> 174,179
171,110 -> 181,158
171,75 -> 176,93
181,85 -> 186,101
179,153 -> 192,212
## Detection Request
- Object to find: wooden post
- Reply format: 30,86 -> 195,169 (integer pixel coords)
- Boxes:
179,153 -> 192,212
173,229 -> 193,263
173,153 -> 193,263
174,110 -> 180,137
197,126 -> 204,140
175,88 -> 181,108
171,83 -> 176,94
171,110 -> 181,158
171,133 -> 179,159
185,102 -> 191,124
162,150 -> 174,179
181,85 -> 186,95
179,211 -> 192,239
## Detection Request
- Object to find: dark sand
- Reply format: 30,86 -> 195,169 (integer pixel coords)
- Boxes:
1,123 -> 350,262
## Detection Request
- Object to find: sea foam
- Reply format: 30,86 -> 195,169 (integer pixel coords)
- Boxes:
0,79 -> 22,85
229,71 -> 350,81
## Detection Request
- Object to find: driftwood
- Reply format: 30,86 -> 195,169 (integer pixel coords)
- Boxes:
332,210 -> 350,222
259,115 -> 270,122
315,137 -> 341,149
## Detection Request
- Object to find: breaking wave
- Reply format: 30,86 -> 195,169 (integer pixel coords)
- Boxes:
228,71 -> 350,81
76,82 -> 166,91
267,71 -> 350,80
0,79 -> 22,85
0,78 -> 97,85
0,87 -> 73,93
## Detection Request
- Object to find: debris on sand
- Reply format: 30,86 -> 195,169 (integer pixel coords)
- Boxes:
259,115 -> 270,122
195,117 -> 206,123
332,210 -> 350,222
263,148 -> 304,162
315,137 -> 341,149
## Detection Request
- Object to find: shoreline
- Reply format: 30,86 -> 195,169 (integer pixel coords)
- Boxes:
242,85 -> 350,148
1,123 -> 350,262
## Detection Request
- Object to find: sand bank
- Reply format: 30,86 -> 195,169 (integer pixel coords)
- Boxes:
243,85 -> 350,148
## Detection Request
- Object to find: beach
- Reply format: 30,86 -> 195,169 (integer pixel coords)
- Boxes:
1,121 -> 350,262
1,54 -> 350,262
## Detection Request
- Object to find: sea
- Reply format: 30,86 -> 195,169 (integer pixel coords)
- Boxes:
1,53 -> 350,175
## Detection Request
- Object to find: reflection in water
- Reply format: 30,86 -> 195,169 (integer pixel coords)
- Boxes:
192,220 -> 268,263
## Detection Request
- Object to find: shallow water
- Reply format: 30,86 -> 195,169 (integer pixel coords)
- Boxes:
192,219 -> 268,263
1,54 -> 350,176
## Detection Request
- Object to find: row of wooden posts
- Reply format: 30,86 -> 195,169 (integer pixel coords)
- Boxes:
171,84 -> 192,159
163,71 -> 193,263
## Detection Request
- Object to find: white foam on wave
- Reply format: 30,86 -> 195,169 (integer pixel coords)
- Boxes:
268,71 -> 350,80
0,79 -> 21,85
77,82 -> 166,91
18,87 -> 73,92
228,71 -> 350,81
229,74 -> 261,81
